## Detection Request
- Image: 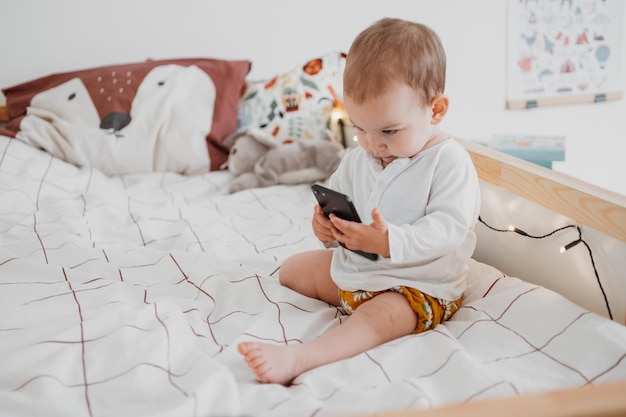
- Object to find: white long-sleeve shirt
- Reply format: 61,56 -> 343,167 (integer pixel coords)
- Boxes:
328,137 -> 481,301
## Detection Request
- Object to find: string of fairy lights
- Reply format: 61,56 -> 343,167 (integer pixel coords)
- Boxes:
477,216 -> 613,320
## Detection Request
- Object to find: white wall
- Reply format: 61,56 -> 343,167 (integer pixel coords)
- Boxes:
1,0 -> 624,195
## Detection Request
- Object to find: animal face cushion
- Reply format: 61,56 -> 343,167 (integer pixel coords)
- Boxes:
1,58 -> 251,174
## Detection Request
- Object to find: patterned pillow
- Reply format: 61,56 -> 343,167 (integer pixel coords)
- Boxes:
237,51 -> 346,145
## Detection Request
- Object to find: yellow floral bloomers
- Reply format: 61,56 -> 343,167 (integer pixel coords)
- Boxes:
338,286 -> 462,334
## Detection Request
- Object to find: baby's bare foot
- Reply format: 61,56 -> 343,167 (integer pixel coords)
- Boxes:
237,341 -> 299,385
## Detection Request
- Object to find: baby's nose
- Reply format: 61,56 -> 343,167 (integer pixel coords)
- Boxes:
369,137 -> 386,151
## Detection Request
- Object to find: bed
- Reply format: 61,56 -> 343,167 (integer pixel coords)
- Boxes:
1,54 -> 625,417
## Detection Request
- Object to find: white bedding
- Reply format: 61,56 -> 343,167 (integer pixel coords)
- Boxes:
1,134 -> 625,417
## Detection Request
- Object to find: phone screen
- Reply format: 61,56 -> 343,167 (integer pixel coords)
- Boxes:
311,184 -> 378,260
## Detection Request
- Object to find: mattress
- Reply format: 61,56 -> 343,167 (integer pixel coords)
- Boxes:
1,135 -> 625,417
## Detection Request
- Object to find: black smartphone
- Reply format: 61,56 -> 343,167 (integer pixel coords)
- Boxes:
311,184 -> 378,261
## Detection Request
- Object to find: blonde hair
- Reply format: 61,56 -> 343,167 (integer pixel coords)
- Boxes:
343,18 -> 446,105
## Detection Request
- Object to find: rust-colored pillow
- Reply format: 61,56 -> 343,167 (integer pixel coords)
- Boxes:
1,57 -> 250,173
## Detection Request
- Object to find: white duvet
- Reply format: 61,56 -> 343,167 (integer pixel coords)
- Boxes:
1,135 -> 625,417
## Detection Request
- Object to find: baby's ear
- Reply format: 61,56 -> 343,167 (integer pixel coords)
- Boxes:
430,95 -> 449,125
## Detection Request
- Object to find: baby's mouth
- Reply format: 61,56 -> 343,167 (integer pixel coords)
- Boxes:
376,155 -> 397,167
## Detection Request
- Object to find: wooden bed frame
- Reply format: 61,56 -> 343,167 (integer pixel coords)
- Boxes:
459,138 -> 626,244
395,139 -> 626,417
382,379 -> 626,417
2,105 -> 625,416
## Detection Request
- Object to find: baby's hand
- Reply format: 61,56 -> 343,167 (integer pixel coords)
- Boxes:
330,208 -> 390,258
312,205 -> 335,243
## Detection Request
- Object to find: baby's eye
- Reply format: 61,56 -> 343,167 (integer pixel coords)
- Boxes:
382,129 -> 398,135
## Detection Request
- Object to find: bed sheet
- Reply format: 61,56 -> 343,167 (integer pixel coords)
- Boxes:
1,135 -> 625,417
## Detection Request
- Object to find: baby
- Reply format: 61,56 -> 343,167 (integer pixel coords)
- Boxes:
238,17 -> 481,385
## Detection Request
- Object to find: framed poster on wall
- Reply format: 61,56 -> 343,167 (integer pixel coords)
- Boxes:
507,0 -> 624,109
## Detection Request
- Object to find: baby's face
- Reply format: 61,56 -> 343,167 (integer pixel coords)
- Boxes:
344,83 -> 440,167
